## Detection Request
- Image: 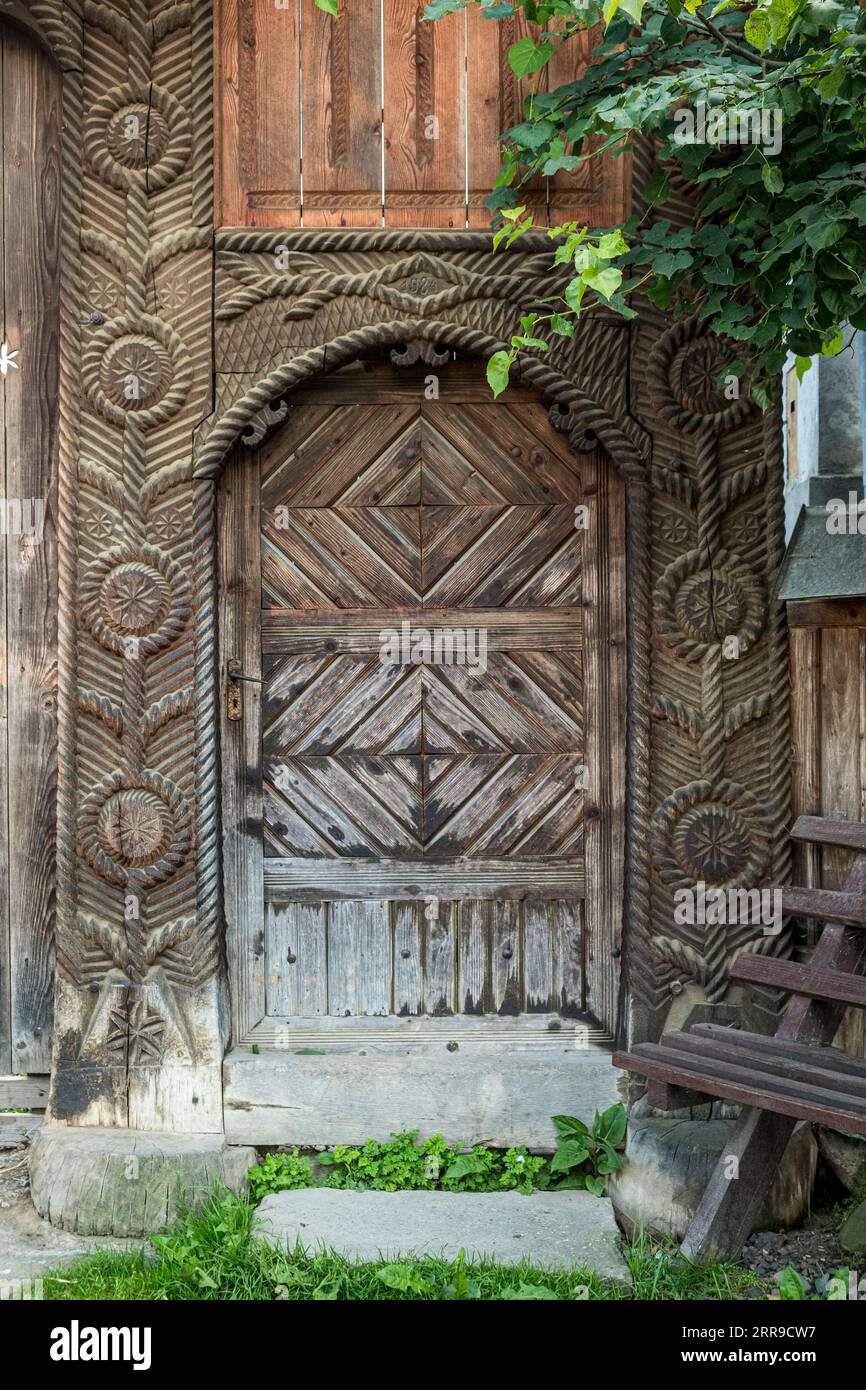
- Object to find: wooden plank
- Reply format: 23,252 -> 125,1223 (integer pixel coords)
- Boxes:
383,0 -> 466,227
0,29 -> 9,1076
789,630 -> 821,947
264,857 -> 584,901
615,1044 -> 866,1132
788,599 -> 866,629
661,1031 -> 866,1100
0,1074 -> 49,1108
779,885 -> 866,925
691,1024 -> 866,1080
218,454 -> 266,1039
224,1045 -> 619,1148
790,816 -> 866,852
265,903 -> 327,1017
328,900 -> 391,1016
491,900 -> 520,1015
523,899 -> 552,1012
820,628 -> 861,894
3,29 -> 60,1071
731,953 -> 866,1007
554,898 -> 583,1016
301,0 -> 382,227
457,898 -> 489,1014
465,5 -> 547,228
423,897 -> 455,1014
394,900 -> 422,1016
248,1010 -> 610,1043
0,1112 -> 41,1148
581,451 -> 625,1030
262,607 -> 582,653
215,0 -> 245,227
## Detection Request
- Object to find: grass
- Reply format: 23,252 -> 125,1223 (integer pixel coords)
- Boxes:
41,1186 -> 769,1301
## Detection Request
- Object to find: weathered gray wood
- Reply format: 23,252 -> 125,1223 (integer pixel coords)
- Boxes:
218,454 -> 265,1039
424,899 -> 455,1016
328,900 -> 391,1017
1,27 -> 60,1073
457,898 -> 488,1014
224,1045 -> 620,1148
0,1073 -> 49,1108
394,901 -> 422,1016
581,452 -> 626,1033
246,1011 -> 612,1046
791,816 -> 866,853
261,607 -> 582,654
263,857 -> 584,901
0,1112 -> 42,1148
265,903 -> 327,1017
491,900 -> 520,1016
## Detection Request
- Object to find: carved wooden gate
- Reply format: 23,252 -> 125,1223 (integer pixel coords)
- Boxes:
219,363 -> 626,1043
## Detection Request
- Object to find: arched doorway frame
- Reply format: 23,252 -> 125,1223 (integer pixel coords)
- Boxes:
196,323 -> 653,1043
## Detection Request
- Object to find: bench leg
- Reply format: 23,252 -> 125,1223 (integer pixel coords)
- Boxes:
679,1107 -> 798,1263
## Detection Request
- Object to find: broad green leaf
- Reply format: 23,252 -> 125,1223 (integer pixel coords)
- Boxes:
314,0 -> 340,14
744,9 -> 771,49
585,1175 -> 606,1196
486,350 -> 513,398
596,229 -> 629,258
778,1266 -> 806,1300
550,1139 -> 591,1173
550,313 -> 575,336
794,354 -> 813,381
584,265 -> 623,298
508,36 -> 553,76
762,164 -> 784,193
423,0 -> 467,15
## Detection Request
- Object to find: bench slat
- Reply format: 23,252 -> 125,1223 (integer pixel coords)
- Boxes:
730,953 -> 866,1007
690,1024 -> 866,1080
790,816 -> 866,853
613,1045 -> 866,1135
661,1031 -> 866,1099
780,885 -> 866,925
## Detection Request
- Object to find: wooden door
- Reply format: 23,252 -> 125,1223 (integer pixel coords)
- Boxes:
219,364 -> 626,1044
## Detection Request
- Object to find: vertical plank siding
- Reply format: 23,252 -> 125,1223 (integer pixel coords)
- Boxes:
788,614 -> 866,1056
215,0 -> 630,228
0,27 -> 60,1073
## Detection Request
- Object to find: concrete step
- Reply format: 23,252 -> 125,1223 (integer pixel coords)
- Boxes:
255,1189 -> 630,1282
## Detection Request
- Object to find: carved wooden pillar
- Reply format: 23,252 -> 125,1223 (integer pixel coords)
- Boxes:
19,3 -> 252,1231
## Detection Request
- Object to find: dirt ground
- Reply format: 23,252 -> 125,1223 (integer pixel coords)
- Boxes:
0,1144 -> 134,1290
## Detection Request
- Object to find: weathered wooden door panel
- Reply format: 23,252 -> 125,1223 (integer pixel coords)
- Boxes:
219,369 -> 624,1039
0,24 -> 60,1073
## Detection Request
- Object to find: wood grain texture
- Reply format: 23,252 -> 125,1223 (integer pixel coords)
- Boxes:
214,2 -> 621,229
1,28 -> 60,1072
222,380 -> 625,1034
383,0 -> 465,227
218,455 -> 266,1040
789,617 -> 866,1052
302,0 -> 383,227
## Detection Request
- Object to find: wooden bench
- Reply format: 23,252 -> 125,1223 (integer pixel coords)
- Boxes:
614,815 -> 866,1261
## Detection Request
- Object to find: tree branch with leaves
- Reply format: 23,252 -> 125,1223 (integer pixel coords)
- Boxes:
425,0 -> 866,406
